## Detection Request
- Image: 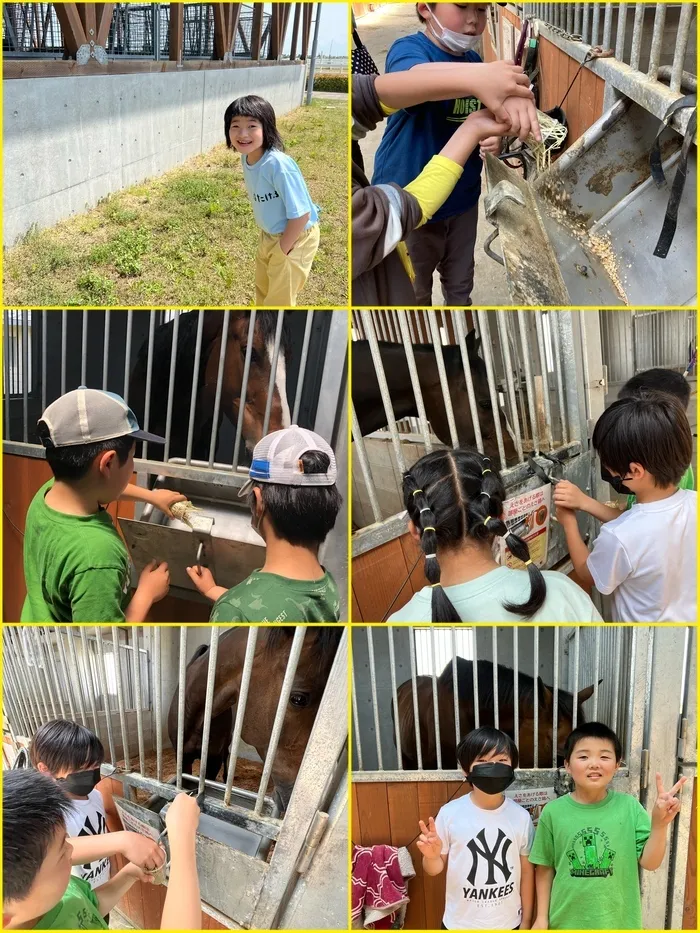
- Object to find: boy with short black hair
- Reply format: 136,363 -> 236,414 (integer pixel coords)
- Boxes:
416,727 -> 535,930
22,387 -> 186,623
530,722 -> 685,930
187,425 -> 342,621
554,391 -> 696,621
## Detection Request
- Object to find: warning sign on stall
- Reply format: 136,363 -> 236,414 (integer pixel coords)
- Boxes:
506,786 -> 556,826
498,485 -> 552,569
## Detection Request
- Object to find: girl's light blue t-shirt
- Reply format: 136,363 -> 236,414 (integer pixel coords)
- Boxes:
241,149 -> 319,235
388,566 -> 603,623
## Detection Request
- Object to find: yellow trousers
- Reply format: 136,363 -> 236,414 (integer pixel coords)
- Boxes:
255,224 -> 320,306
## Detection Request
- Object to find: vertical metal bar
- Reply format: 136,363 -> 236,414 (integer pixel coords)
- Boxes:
207,310 -> 231,465
612,627 -> 622,733
21,311 -> 29,443
142,311 -> 156,462
292,310 -> 314,424
34,628 -> 58,719
429,628 -> 442,770
79,626 -> 100,737
41,310 -> 47,414
5,652 -> 32,738
409,631 -> 423,770
572,629 -> 580,730
625,628 -> 637,766
131,627 -> 145,775
18,627 -> 48,725
366,628 -> 384,770
552,628 -> 559,767
551,313 -> 569,446
44,627 -> 66,719
176,626 -> 188,788
198,628 -> 220,795
351,665 -> 364,772
351,404 -> 382,523
451,629 -> 460,763
162,311 -> 181,463
7,629 -> 39,731
591,3 -> 600,46
262,311 -> 285,437
533,627 -> 539,768
255,627 -> 306,814
28,627 -> 52,719
360,310 -> 406,472
670,3 -> 693,92
427,310 -> 459,449
153,626 -> 163,782
602,2 -> 612,49
513,627 -> 519,749
476,311 -> 507,469
492,628 -> 499,729
496,311 -> 523,463
566,3 -> 573,35
573,2 -> 581,37
3,635 -> 34,734
630,3 -> 644,70
95,627 -> 117,766
397,311 -> 432,452
64,628 -> 86,727
453,311 -> 484,453
123,311 -> 133,402
232,311 -> 257,469
534,312 -> 554,451
4,314 -> 12,440
582,2 -> 590,43
387,628 -> 403,770
615,2 -> 628,60
593,627 -> 601,721
111,627 -> 131,770
81,310 -> 89,386
60,310 -> 67,395
517,311 -> 540,454
102,311 -> 111,390
472,639 -> 480,730
185,311 -> 205,464
647,2 -> 666,78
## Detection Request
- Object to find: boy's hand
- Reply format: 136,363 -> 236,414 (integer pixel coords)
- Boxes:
467,61 -> 534,124
553,480 -> 587,512
531,919 -> 549,930
502,96 -> 542,143
122,862 -> 155,884
137,559 -> 170,603
652,774 -> 687,827
186,564 -> 219,599
119,832 -> 166,872
463,108 -> 513,142
479,135 -> 503,159
555,501 -> 578,527
166,791 -> 201,843
150,489 -> 187,519
416,817 -> 443,860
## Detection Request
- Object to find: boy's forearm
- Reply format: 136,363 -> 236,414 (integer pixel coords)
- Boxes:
94,867 -> 138,915
580,494 -> 625,524
161,835 -> 200,929
422,854 -> 444,876
125,590 -> 153,623
375,67 -> 477,110
639,824 -> 667,871
534,865 -> 554,926
520,858 -> 535,928
561,520 -> 594,588
119,483 -> 156,506
280,214 -> 310,254
69,831 -> 127,865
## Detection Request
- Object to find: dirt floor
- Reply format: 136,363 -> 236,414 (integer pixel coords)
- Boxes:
354,4 -> 510,306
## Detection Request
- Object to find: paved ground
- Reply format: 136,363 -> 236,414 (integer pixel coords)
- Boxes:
311,90 -> 349,99
355,4 -> 510,305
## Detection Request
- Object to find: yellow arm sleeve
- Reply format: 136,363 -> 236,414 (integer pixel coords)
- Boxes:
379,101 -> 398,116
404,155 -> 464,226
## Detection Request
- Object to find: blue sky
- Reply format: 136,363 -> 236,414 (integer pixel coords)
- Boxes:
264,3 -> 348,57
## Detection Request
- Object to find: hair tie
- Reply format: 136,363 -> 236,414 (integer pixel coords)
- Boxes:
524,559 -> 533,567
482,469 -> 492,475
412,489 -> 423,497
422,526 -> 436,532
479,492 -> 491,499
431,582 -> 441,588
424,553 -> 437,559
419,506 -> 432,514
483,516 -> 494,527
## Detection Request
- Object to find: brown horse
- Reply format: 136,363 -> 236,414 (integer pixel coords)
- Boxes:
352,330 -> 517,465
397,658 -> 594,770
167,627 -> 342,812
128,310 -> 291,461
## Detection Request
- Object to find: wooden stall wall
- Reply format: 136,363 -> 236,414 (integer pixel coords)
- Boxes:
2,454 -> 208,622
352,531 -> 426,623
683,780 -> 697,928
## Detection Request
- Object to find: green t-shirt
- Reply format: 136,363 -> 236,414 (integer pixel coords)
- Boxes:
626,464 -> 694,509
210,569 -> 340,622
21,480 -> 131,623
529,790 -> 651,930
35,875 -> 108,929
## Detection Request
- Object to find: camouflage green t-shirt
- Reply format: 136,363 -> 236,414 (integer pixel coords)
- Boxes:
210,569 -> 340,622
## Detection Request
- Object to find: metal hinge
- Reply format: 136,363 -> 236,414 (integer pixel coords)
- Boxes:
677,718 -> 688,760
640,748 -> 650,791
295,810 -> 329,875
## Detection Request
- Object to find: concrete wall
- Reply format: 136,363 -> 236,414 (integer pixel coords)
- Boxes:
4,63 -> 306,244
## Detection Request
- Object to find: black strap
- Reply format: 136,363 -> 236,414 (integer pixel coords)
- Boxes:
650,94 -> 697,259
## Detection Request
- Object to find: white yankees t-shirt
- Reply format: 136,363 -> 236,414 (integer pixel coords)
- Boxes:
435,793 -> 534,930
64,788 -> 111,889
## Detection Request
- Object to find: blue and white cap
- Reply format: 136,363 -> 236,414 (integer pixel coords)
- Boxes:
238,425 -> 337,497
39,387 -> 166,448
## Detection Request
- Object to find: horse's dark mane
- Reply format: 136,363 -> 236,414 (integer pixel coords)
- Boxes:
265,627 -> 342,671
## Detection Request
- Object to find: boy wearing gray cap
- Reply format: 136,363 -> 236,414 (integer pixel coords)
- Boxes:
187,425 -> 343,622
21,388 -> 185,623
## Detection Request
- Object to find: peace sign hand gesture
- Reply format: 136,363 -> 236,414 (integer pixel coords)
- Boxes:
652,773 -> 687,827
417,817 -> 444,860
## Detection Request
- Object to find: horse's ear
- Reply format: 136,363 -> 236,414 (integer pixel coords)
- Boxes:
466,328 -> 481,359
538,676 -> 553,711
577,680 -> 602,705
202,311 -> 224,341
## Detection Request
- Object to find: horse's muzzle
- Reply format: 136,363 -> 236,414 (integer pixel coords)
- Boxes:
273,780 -> 295,815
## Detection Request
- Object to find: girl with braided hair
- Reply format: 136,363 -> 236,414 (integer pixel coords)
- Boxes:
388,448 -> 603,623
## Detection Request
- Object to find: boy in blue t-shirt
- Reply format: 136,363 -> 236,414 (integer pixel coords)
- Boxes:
373,2 -> 533,306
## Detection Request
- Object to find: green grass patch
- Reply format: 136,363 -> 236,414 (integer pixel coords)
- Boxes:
4,99 -> 348,306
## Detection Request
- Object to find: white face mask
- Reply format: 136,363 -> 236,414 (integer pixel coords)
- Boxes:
427,7 -> 481,54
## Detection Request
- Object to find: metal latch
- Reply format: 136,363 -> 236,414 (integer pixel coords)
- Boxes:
295,810 -> 329,874
484,180 -> 526,221
640,748 -> 650,791
677,718 -> 688,760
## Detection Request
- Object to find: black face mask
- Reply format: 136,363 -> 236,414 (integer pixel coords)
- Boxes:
467,762 -> 516,795
601,466 -> 633,496
58,768 -> 101,796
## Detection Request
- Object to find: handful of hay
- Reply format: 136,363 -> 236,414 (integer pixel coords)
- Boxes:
528,110 -> 568,171
170,499 -> 203,529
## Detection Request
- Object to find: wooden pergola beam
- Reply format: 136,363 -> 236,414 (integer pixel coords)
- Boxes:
289,3 -> 301,61
213,3 -> 228,59
77,4 -> 97,44
95,3 -> 115,47
301,2 -> 313,61
227,3 -> 241,56
169,2 -> 183,62
54,2 -> 88,57
250,3 -> 263,61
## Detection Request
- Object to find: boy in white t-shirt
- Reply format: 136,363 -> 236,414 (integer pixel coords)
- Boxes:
417,727 -> 535,930
554,391 -> 696,622
29,719 -> 164,916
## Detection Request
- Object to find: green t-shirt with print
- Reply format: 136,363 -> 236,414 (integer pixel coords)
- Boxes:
529,790 -> 651,930
35,875 -> 108,929
20,480 -> 131,623
210,569 -> 340,622
625,464 -> 694,509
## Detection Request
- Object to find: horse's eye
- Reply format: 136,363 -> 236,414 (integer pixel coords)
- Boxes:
478,399 -> 491,412
290,692 -> 310,708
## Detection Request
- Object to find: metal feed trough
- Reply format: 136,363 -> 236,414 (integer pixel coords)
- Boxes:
352,624 -> 696,930
2,625 -> 349,929
3,310 -> 349,610
485,7 -> 697,306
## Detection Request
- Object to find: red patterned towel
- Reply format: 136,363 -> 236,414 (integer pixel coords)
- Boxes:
352,844 -> 415,929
